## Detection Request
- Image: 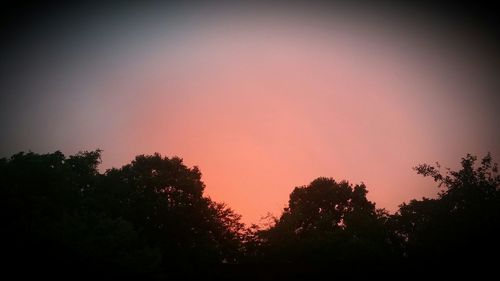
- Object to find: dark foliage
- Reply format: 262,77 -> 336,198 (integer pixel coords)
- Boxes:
0,151 -> 243,278
258,178 -> 395,266
390,153 -> 500,270
1,150 -> 498,278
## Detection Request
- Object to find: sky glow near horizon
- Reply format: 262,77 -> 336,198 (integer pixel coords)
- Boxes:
1,5 -> 499,224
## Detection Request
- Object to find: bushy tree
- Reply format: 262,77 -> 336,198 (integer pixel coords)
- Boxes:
259,177 -> 393,264
0,151 -> 245,277
391,153 -> 500,267
3,149 -> 498,277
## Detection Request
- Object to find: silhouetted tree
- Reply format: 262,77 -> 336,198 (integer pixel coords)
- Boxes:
93,154 -> 245,269
0,151 -> 245,278
3,149 -> 498,278
0,151 -> 162,277
259,178 -> 394,266
391,153 -> 500,269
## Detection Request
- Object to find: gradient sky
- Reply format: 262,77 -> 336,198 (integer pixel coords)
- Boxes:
1,3 -> 499,224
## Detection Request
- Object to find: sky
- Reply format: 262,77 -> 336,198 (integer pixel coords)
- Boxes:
1,2 -> 499,224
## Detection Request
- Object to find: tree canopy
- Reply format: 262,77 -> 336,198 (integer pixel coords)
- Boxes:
0,151 -> 244,278
258,177 -> 393,267
391,153 -> 500,268
1,150 -> 498,278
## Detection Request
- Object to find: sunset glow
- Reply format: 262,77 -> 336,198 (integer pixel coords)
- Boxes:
1,4 -> 499,224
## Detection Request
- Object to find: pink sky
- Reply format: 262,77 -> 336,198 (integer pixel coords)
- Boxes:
1,8 -> 498,224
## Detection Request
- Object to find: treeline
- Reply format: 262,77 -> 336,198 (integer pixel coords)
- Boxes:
1,151 -> 499,278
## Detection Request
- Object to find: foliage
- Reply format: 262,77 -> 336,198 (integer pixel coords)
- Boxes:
0,151 -> 244,277
258,177 -> 394,264
391,153 -> 500,266
1,150 -> 498,276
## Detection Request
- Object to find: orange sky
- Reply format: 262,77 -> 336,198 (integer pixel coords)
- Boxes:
1,6 -> 499,224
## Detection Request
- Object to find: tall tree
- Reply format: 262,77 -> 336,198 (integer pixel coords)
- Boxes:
0,151 -> 245,277
259,177 -> 393,265
391,153 -> 500,268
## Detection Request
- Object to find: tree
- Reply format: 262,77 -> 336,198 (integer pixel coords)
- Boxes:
259,177 -> 393,265
4,149 -> 498,277
391,153 -> 500,268
0,151 -> 245,278
0,151 -> 161,277
93,154 -> 245,269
